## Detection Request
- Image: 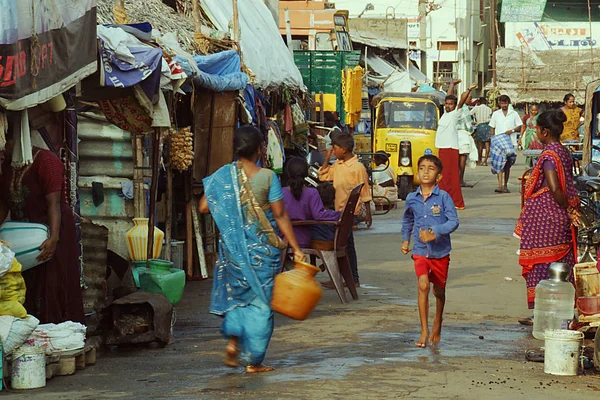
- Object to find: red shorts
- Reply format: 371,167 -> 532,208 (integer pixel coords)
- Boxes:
413,255 -> 450,288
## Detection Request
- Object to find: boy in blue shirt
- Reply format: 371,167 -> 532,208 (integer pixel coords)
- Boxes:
401,155 -> 459,348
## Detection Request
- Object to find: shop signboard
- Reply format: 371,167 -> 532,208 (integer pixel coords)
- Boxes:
506,21 -> 600,50
0,0 -> 98,110
500,0 -> 547,23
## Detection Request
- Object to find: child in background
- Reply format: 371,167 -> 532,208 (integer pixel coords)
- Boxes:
319,133 -> 372,287
401,155 -> 459,348
310,183 -> 338,248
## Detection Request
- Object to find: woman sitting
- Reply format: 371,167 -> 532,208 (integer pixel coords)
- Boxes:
372,151 -> 398,207
282,158 -> 340,248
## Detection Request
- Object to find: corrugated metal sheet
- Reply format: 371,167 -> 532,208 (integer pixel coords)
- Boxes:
81,220 -> 108,334
78,113 -> 135,258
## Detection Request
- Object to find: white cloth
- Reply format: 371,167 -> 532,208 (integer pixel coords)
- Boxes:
470,104 -> 492,125
373,165 -> 395,185
11,109 -> 33,168
435,109 -> 460,149
458,130 -> 473,155
28,321 -> 86,355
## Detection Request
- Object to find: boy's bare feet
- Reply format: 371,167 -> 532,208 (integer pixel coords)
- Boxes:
430,318 -> 442,345
245,364 -> 275,373
223,337 -> 238,367
415,331 -> 428,348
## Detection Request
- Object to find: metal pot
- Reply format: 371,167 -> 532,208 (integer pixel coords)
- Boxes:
549,262 -> 572,282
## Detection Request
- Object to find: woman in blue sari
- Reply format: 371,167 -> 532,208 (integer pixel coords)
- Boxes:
199,126 -> 305,373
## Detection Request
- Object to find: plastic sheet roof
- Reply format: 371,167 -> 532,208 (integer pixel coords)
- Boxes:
200,0 -> 304,90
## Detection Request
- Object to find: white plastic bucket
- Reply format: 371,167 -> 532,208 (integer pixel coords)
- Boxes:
544,329 -> 584,376
10,345 -> 46,389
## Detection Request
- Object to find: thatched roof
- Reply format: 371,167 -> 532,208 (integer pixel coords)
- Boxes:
96,0 -> 213,53
494,47 -> 596,103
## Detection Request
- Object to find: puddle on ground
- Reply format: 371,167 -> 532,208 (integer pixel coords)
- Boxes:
261,323 -> 529,383
356,217 -> 516,236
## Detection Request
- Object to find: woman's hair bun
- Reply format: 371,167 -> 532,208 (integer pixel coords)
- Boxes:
553,109 -> 567,124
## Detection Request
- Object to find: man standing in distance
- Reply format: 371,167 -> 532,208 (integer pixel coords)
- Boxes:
489,95 -> 522,193
435,80 -> 477,210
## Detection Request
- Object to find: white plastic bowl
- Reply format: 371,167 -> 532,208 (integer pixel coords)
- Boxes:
0,221 -> 49,271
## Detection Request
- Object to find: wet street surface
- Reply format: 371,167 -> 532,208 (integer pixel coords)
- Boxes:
11,160 -> 600,399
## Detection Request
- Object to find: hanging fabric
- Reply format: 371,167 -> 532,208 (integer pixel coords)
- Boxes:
11,110 -> 33,169
0,111 -> 7,151
266,122 -> 284,175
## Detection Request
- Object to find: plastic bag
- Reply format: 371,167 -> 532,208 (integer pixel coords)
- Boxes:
0,241 -> 15,278
0,257 -> 26,317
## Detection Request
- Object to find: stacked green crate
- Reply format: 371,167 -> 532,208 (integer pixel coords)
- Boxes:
294,51 -> 361,124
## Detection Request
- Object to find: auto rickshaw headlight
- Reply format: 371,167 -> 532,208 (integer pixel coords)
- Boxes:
400,157 -> 411,167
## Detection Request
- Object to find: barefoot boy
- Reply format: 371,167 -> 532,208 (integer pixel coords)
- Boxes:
401,155 -> 459,347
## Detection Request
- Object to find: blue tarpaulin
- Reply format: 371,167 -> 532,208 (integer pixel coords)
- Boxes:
175,50 -> 249,92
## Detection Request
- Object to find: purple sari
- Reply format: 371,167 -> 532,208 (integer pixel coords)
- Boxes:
514,142 -> 578,309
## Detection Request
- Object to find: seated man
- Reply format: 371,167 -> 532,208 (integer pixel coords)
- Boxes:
372,151 -> 398,208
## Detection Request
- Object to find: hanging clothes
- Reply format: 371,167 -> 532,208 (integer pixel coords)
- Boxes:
266,121 -> 284,175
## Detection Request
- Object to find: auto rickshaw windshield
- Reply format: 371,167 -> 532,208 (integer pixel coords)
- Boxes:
376,101 -> 438,130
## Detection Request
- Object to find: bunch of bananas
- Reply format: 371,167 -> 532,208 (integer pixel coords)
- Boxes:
170,127 -> 194,171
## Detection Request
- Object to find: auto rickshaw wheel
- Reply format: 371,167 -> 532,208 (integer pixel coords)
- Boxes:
398,176 -> 413,201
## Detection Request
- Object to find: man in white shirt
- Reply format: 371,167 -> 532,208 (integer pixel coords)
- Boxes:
435,80 -> 478,210
489,95 -> 522,193
470,98 -> 493,166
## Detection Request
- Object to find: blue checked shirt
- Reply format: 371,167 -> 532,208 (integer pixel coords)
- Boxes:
401,185 -> 459,258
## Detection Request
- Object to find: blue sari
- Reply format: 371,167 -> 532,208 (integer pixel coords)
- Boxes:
204,162 -> 286,365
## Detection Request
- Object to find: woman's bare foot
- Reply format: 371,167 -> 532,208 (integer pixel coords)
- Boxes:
415,331 -> 428,348
430,320 -> 442,346
245,364 -> 275,373
223,337 -> 239,368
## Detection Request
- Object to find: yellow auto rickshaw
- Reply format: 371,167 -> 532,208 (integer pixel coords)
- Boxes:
371,91 -> 445,199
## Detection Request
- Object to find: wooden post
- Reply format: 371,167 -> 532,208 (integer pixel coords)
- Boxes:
191,203 -> 208,278
147,128 -> 161,262
319,91 -> 325,123
284,8 -> 293,56
164,138 -> 173,261
232,0 -> 240,44
588,0 -> 595,79
185,174 -> 194,279
133,134 -> 145,218
490,0 -> 497,89
191,0 -> 202,31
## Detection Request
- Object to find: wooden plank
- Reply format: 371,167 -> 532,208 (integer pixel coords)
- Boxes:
192,90 -> 214,182
208,91 -> 237,174
185,174 -> 194,279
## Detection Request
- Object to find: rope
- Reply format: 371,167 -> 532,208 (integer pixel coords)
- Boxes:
29,2 -> 41,89
193,32 -> 210,55
113,4 -> 128,24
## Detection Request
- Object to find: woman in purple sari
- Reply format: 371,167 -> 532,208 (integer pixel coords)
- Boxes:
514,109 -> 580,322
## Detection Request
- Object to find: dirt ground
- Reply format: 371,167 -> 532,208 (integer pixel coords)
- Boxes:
4,159 -> 600,399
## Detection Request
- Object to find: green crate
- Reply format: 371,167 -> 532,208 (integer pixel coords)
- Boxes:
293,50 -> 362,123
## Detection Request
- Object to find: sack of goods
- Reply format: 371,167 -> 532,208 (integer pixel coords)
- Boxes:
0,257 -> 27,318
28,321 -> 87,355
0,315 -> 40,355
169,127 -> 194,171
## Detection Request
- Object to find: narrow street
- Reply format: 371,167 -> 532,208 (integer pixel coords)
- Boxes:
6,159 -> 598,400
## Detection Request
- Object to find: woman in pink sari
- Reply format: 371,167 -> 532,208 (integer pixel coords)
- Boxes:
515,109 -> 580,323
